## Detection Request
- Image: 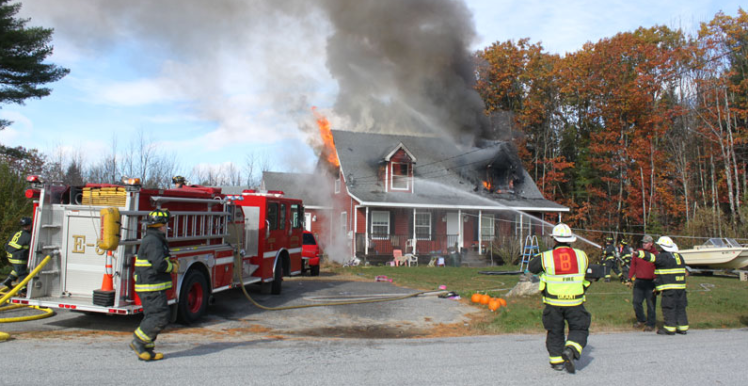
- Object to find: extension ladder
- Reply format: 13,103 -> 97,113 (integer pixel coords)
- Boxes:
519,235 -> 539,272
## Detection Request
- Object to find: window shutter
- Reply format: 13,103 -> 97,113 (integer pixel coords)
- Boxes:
431,210 -> 437,240
408,209 -> 413,238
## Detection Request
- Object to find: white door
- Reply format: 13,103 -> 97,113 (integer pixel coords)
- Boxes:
304,212 -> 312,232
446,212 -> 460,249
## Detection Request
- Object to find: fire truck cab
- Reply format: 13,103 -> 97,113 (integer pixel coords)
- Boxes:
11,178 -> 304,324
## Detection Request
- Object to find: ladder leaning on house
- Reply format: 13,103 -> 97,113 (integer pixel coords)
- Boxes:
519,235 -> 539,272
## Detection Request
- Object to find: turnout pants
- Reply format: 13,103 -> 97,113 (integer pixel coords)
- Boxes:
542,304 -> 591,364
632,279 -> 657,327
603,259 -> 620,279
7,262 -> 30,288
660,289 -> 688,333
134,290 -> 170,347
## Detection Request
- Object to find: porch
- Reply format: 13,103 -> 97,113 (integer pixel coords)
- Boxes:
352,207 -> 549,266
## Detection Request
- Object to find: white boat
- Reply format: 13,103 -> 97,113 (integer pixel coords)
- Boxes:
678,238 -> 748,270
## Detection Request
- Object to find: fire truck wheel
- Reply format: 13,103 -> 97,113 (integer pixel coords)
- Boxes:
177,270 -> 210,324
310,264 -> 320,276
271,260 -> 283,295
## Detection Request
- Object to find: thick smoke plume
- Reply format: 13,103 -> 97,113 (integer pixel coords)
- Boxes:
23,0 -> 490,147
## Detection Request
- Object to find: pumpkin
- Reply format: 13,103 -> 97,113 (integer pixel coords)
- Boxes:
498,298 -> 507,307
479,294 -> 491,305
488,299 -> 501,311
471,293 -> 482,303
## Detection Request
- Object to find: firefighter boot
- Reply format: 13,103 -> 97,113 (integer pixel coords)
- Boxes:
144,342 -> 164,361
561,347 -> 577,374
130,339 -> 153,361
551,363 -> 565,371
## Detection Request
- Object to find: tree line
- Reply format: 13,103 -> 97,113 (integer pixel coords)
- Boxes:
475,9 -> 748,245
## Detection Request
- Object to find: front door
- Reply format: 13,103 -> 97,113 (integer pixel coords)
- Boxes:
446,212 -> 460,250
305,212 -> 312,232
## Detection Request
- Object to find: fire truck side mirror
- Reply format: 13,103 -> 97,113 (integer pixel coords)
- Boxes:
99,207 -> 122,251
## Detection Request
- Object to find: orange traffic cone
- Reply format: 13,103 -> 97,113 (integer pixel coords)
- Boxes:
101,250 -> 114,291
93,250 -> 115,306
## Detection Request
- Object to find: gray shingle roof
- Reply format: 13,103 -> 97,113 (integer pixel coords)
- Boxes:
332,130 -> 568,212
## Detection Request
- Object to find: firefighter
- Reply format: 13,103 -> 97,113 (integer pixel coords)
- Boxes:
601,236 -> 620,282
2,217 -> 33,293
172,175 -> 186,188
618,239 -> 633,283
130,209 -> 179,361
633,236 -> 688,335
528,223 -> 591,374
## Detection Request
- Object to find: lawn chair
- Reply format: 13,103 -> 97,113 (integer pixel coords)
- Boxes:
388,249 -> 403,267
405,253 -> 418,267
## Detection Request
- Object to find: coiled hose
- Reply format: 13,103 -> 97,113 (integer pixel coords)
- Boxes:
0,255 -> 55,341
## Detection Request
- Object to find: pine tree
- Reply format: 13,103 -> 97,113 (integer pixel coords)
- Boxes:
0,0 -> 69,128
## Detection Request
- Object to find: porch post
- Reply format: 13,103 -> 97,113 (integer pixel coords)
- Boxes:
458,209 -> 463,250
519,212 -> 523,244
478,210 -> 482,254
412,208 -> 417,254
365,207 -> 369,255
353,206 -> 357,257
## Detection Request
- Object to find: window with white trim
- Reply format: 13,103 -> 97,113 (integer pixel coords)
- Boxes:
334,176 -> 341,194
371,211 -> 390,240
481,214 -> 495,238
415,212 -> 431,240
391,162 -> 410,190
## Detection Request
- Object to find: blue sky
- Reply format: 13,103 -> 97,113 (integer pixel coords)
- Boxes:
1,0 -> 743,178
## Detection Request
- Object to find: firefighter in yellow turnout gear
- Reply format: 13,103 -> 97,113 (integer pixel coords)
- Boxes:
2,217 -> 33,293
528,224 -> 591,374
632,236 -> 688,335
130,209 -> 179,361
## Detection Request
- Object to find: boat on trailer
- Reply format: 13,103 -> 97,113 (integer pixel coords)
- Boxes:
678,238 -> 748,270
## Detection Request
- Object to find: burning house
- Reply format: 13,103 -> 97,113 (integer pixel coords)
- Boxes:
325,130 -> 569,264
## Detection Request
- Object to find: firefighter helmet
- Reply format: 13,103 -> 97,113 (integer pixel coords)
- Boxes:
656,236 -> 678,252
19,217 -> 32,227
619,239 -> 628,245
172,176 -> 186,185
146,209 -> 171,228
551,223 -> 576,243
605,236 -> 614,243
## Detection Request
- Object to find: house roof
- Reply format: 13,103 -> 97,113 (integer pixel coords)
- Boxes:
332,130 -> 568,212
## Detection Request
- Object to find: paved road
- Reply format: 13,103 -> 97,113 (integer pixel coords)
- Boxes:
1,329 -> 746,385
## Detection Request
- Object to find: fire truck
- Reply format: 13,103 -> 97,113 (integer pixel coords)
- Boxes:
9,177 -> 304,324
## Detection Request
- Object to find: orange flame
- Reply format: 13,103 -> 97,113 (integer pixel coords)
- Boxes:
482,180 -> 492,191
312,107 -> 339,167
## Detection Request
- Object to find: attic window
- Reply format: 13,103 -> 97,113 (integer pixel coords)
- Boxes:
391,162 -> 410,190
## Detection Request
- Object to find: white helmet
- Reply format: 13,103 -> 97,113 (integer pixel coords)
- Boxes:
656,236 -> 678,252
552,223 -> 576,243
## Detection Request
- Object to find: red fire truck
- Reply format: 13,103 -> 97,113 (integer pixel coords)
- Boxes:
10,177 -> 304,323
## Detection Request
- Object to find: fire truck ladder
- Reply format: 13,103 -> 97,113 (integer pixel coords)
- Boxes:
519,235 -> 539,273
121,196 -> 232,246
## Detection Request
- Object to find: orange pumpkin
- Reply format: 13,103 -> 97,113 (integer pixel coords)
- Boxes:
488,299 -> 501,311
479,294 -> 491,305
498,298 -> 507,307
471,293 -> 481,303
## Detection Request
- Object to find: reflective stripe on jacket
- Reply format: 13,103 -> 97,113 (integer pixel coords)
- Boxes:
635,250 -> 687,291
134,228 -> 175,292
538,246 -> 590,306
5,230 -> 31,263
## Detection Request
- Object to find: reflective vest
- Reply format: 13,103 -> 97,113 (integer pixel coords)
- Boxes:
637,250 -> 687,291
5,229 -> 31,265
618,245 -> 632,263
602,244 -> 617,261
538,246 -> 590,306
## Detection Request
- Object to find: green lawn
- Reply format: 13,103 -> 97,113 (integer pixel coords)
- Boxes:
330,264 -> 748,334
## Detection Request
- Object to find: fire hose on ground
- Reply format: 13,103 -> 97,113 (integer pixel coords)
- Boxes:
0,255 -> 55,342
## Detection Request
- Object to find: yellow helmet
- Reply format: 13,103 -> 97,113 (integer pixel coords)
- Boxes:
146,209 -> 171,228
656,236 -> 678,252
552,223 -> 576,243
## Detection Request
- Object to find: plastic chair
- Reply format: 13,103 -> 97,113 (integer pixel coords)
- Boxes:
405,253 -> 418,267
392,249 -> 404,267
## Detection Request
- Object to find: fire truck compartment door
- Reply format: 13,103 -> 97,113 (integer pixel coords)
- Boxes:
64,210 -> 107,296
243,206 -> 260,257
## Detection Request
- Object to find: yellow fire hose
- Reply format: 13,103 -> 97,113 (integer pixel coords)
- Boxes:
1,255 -> 55,341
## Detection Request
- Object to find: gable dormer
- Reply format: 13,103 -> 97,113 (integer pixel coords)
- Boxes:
382,142 -> 416,193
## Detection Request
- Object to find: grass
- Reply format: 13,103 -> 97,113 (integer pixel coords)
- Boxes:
328,263 -> 748,334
